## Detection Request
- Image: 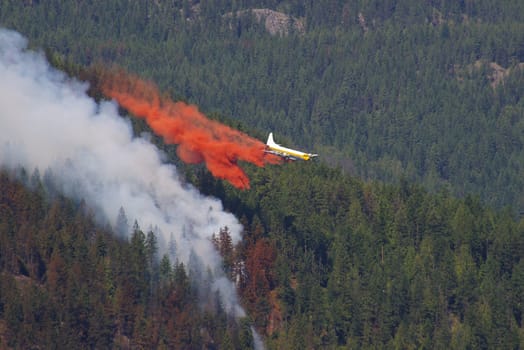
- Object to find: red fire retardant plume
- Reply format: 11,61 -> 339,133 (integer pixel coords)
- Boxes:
100,69 -> 280,189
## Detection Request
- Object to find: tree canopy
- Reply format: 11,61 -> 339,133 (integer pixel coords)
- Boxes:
1,1 -> 524,348
1,0 -> 523,213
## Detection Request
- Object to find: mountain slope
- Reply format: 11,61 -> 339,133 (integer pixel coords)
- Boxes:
1,55 -> 523,348
0,169 -> 254,348
1,0 -> 523,213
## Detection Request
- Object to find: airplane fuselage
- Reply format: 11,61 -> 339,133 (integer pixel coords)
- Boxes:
265,133 -> 318,161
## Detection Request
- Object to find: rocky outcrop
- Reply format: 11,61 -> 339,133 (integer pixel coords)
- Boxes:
225,8 -> 305,36
456,60 -> 524,88
251,8 -> 305,36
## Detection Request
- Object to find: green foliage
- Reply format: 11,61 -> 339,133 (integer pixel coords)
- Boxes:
1,0 -> 523,213
212,161 -> 524,348
0,169 -> 248,348
1,1 -> 524,348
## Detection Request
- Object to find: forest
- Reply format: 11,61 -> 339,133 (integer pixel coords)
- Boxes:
1,160 -> 523,348
0,169 -> 255,349
1,0 -> 522,213
0,0 -> 523,348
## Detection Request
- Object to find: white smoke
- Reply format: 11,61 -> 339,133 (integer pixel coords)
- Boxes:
0,28 -> 247,317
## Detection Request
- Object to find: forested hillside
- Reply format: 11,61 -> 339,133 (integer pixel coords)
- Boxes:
0,169 -> 254,348
1,161 -> 523,348
201,161 -> 524,348
1,1 -> 524,349
1,0 -> 523,213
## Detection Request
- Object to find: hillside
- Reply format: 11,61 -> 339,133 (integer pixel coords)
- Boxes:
1,160 -> 523,348
0,0 -> 523,214
0,169 -> 254,349
1,1 -> 524,348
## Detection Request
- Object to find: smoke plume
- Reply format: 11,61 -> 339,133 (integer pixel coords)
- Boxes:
0,28 -> 248,317
99,69 -> 280,189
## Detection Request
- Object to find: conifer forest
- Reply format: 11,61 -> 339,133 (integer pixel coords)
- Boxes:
0,1 -> 523,348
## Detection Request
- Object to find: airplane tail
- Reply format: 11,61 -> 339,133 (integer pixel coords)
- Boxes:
267,132 -> 276,146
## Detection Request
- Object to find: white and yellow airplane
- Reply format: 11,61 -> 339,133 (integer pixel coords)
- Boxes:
265,133 -> 318,161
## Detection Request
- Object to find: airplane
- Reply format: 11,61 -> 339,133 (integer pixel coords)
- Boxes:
265,132 -> 318,161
